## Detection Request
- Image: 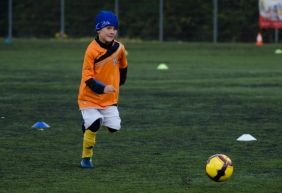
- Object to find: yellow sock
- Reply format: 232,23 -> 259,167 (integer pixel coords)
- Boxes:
82,129 -> 96,158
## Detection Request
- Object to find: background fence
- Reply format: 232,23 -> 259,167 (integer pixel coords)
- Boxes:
0,0 -> 281,42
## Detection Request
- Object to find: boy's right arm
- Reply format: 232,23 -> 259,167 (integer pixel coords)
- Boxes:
85,78 -> 105,94
82,47 -> 115,94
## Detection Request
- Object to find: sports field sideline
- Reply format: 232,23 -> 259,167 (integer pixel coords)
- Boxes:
0,39 -> 282,193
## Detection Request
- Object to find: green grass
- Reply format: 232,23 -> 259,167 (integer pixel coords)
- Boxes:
1,39 -> 282,193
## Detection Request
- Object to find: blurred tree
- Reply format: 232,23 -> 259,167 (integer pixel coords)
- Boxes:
0,0 -> 8,37
0,0 -> 280,42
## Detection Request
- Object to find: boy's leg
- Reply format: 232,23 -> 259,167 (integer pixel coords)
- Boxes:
82,120 -> 100,158
101,106 -> 121,132
80,108 -> 103,168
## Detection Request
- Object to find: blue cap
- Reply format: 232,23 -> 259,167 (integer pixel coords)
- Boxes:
95,11 -> 118,31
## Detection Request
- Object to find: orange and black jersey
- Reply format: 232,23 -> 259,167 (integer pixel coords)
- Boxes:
78,38 -> 128,109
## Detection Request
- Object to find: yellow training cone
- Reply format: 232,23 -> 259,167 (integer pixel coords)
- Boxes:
157,63 -> 169,70
275,49 -> 282,54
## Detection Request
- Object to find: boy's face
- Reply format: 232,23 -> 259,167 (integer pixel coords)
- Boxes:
97,26 -> 117,44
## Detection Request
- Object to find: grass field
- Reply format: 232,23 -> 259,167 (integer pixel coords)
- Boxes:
1,39 -> 282,193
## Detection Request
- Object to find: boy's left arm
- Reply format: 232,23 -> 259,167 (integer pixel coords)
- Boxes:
119,47 -> 128,86
119,68 -> 127,86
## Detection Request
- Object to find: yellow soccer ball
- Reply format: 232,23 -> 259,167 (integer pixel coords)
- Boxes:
205,154 -> 234,182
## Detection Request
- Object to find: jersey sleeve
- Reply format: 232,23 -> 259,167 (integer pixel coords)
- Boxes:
119,45 -> 128,69
81,45 -> 96,82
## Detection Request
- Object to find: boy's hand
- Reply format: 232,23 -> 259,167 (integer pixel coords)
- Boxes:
104,85 -> 116,93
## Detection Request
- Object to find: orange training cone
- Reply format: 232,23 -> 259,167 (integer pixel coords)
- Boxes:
256,33 -> 263,46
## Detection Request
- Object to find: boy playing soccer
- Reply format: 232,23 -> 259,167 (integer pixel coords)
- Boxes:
77,10 -> 128,168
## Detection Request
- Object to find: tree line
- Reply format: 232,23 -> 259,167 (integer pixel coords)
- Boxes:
0,0 -> 280,42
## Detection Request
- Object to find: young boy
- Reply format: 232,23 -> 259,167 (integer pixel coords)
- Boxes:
77,10 -> 128,168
